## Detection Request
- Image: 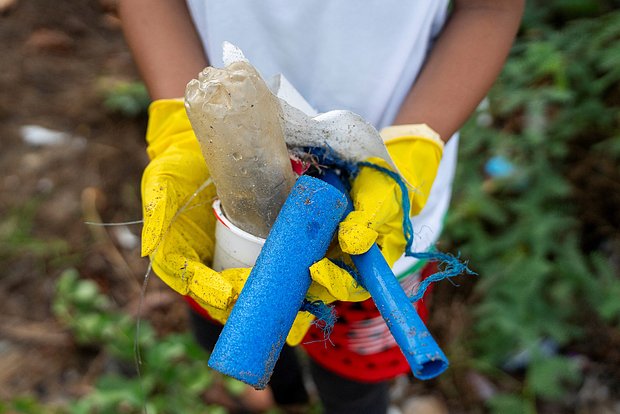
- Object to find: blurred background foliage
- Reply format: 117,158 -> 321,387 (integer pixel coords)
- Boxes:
2,0 -> 619,413
441,0 -> 620,412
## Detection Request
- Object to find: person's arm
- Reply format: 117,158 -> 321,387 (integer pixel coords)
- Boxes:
393,0 -> 525,141
118,0 -> 208,100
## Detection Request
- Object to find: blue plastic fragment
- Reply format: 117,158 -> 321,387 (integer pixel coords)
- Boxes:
485,155 -> 515,178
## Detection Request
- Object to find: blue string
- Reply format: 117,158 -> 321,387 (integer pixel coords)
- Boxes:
299,259 -> 359,340
300,299 -> 337,339
407,251 -> 476,302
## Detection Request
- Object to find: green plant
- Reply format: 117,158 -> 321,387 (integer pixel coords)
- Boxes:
67,334 -> 219,414
0,396 -> 63,414
520,0 -> 620,30
54,268 -> 152,360
102,81 -> 150,118
54,269 -> 226,414
443,9 -> 620,412
0,199 -> 69,261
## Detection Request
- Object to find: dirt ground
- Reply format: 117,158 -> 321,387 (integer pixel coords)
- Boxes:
0,0 -> 191,405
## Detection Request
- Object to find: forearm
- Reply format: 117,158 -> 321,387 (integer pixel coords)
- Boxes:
118,0 -> 208,100
393,0 -> 525,141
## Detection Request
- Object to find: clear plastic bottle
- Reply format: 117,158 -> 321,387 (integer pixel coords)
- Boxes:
185,61 -> 296,238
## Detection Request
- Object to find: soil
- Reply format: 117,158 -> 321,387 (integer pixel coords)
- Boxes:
0,0 -> 189,406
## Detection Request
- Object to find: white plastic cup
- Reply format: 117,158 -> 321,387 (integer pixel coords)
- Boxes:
212,199 -> 266,271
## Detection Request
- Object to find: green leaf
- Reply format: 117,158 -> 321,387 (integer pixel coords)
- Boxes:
102,81 -> 150,117
526,355 -> 581,400
487,393 -> 534,414
224,377 -> 247,397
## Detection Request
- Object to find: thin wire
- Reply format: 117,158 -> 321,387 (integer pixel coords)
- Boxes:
84,220 -> 144,226
135,261 -> 152,414
134,178 -> 214,414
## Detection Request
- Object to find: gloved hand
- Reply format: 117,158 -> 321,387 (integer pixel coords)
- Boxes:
338,124 -> 444,265
142,99 -> 369,345
287,247 -> 371,345
141,99 -> 246,324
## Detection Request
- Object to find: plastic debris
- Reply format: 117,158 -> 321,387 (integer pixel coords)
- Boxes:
20,125 -> 70,146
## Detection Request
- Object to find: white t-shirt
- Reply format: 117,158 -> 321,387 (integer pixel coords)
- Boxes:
186,0 -> 459,275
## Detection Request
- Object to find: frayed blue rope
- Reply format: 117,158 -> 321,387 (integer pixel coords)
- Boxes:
408,251 -> 477,302
301,299 -> 337,339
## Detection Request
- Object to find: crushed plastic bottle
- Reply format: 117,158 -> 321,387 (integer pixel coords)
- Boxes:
185,61 -> 297,238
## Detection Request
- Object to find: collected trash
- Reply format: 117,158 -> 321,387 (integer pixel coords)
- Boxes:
20,125 -> 71,146
184,43 -> 450,388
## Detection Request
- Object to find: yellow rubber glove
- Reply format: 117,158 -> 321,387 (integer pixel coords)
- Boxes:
142,99 -> 369,346
288,249 -> 371,345
338,124 -> 444,266
142,99 -> 251,324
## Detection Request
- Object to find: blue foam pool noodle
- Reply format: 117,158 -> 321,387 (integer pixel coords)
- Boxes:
208,175 -> 347,389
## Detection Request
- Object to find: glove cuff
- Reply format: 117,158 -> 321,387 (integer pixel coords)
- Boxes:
148,98 -> 185,116
379,124 -> 444,149
146,98 -> 198,159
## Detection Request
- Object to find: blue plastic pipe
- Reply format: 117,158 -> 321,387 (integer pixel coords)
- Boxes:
321,170 -> 448,380
208,175 -> 348,389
